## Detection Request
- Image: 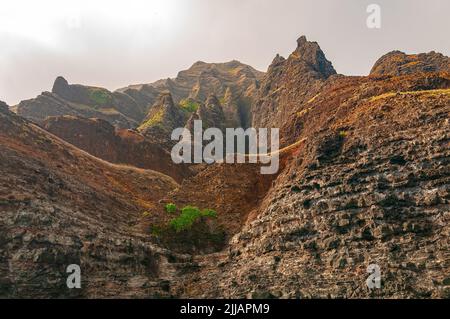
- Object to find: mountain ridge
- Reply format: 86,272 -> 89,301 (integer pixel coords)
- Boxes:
1,35 -> 449,299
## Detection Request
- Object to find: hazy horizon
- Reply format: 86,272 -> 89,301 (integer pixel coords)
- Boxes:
1,0 -> 449,105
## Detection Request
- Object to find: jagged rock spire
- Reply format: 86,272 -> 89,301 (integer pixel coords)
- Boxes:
293,35 -> 336,78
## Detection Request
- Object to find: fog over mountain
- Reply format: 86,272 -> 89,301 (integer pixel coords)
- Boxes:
1,0 -> 449,105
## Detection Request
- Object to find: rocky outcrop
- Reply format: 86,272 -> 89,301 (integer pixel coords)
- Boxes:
15,77 -> 144,129
0,108 -> 192,298
0,101 -> 9,113
42,116 -> 192,182
370,51 -> 450,76
252,36 -> 337,129
120,60 -> 263,105
120,60 -> 263,129
173,45 -> 450,299
15,60 -> 262,135
138,93 -> 188,149
2,35 -> 449,300
185,95 -> 226,132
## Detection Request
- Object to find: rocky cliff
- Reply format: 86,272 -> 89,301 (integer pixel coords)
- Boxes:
14,77 -> 144,129
174,39 -> 450,299
0,106 -> 195,298
252,36 -> 337,130
119,60 -> 263,128
14,60 -> 263,132
370,51 -> 450,76
42,115 -> 191,182
1,36 -> 449,299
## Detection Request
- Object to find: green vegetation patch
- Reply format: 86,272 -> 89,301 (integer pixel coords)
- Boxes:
165,203 -> 177,214
170,205 -> 217,232
180,99 -> 200,113
138,109 -> 164,130
89,88 -> 112,106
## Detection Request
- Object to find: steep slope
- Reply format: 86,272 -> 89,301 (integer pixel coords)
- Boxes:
0,101 -> 8,111
0,106 -> 192,298
14,77 -> 144,129
370,51 -> 450,76
185,95 -> 226,132
42,115 -> 192,182
2,36 -> 449,300
252,36 -> 337,129
138,93 -> 188,149
120,60 -> 264,128
174,41 -> 450,299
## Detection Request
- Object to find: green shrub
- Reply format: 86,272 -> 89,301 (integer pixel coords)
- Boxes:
200,209 -> 217,218
89,89 -> 112,106
165,203 -> 177,214
180,99 -> 200,113
138,109 -> 164,130
169,205 -> 217,232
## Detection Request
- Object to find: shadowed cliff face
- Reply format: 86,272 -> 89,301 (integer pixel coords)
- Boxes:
14,60 -> 263,134
171,39 -> 450,299
42,115 -> 192,183
0,106 -> 194,298
177,73 -> 450,298
14,77 -> 144,129
1,35 -> 449,299
0,101 -> 8,111
252,36 -> 337,130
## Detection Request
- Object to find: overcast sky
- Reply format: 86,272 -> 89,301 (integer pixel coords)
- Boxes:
1,0 -> 449,105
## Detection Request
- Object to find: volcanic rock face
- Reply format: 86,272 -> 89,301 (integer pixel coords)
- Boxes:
42,115 -> 191,182
0,108 -> 192,298
1,35 -> 449,299
138,93 -> 188,149
370,51 -> 450,76
178,75 -> 450,299
252,36 -> 337,129
185,95 -> 226,132
172,40 -> 450,299
0,101 -> 9,111
119,60 -> 263,128
15,77 -> 144,129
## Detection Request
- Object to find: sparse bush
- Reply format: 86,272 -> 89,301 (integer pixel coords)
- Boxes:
200,209 -> 217,218
180,99 -> 200,113
169,205 -> 217,232
89,89 -> 112,106
165,203 -> 177,214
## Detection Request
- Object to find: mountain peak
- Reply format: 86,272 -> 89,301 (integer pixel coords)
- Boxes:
370,50 -> 450,76
272,54 -> 286,65
0,100 -> 9,112
52,76 -> 69,94
192,61 -> 207,67
296,35 -> 308,47
293,35 -> 336,78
